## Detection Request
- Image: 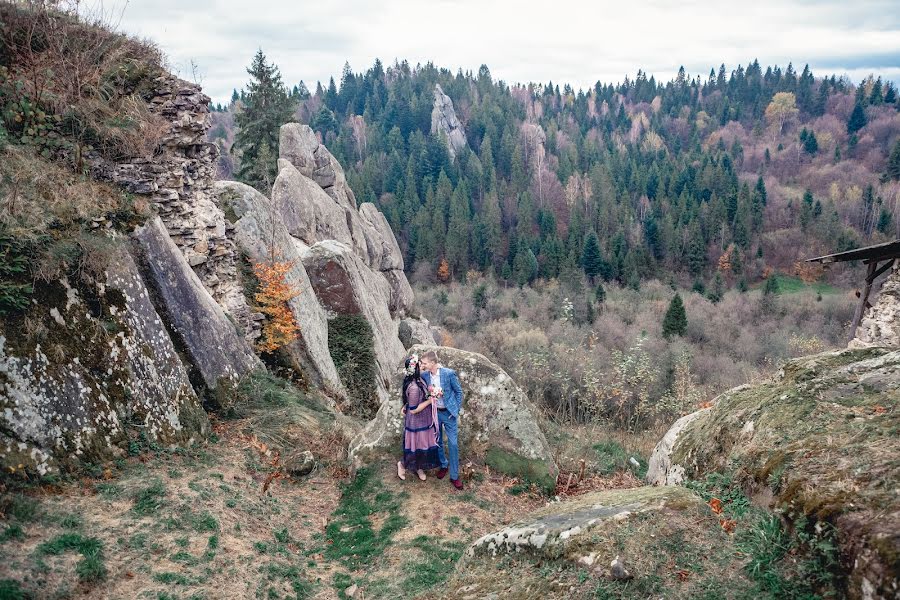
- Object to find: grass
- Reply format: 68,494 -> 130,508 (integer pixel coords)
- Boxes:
687,473 -> 841,599
324,467 -> 407,569
132,480 -> 167,516
0,524 -> 24,543
260,563 -> 314,600
760,274 -> 840,296
0,579 -> 26,600
592,439 -> 648,478
400,535 -> 465,593
36,533 -> 107,583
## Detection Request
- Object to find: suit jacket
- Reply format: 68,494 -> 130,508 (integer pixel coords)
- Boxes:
423,367 -> 463,418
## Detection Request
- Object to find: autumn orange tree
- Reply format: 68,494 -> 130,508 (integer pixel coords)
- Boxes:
436,258 -> 451,283
253,261 -> 301,353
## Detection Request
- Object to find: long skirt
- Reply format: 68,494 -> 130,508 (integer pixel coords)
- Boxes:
402,403 -> 441,471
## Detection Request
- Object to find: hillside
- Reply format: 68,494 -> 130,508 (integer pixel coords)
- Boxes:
1,4 -> 898,600
211,59 -> 900,291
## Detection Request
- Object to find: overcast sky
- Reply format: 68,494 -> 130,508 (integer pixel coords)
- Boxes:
110,0 -> 900,105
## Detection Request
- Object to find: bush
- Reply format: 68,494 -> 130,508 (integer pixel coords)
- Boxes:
328,314 -> 379,418
0,2 -> 166,163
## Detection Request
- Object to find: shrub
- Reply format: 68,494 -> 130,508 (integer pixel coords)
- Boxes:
328,314 -> 379,418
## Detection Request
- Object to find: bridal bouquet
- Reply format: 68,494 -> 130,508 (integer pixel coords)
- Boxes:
427,385 -> 444,403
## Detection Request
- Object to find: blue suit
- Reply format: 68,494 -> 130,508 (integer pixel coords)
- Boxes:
423,367 -> 463,480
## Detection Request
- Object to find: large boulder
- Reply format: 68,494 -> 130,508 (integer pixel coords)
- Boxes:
853,269 -> 900,349
647,347 -> 900,599
132,216 -> 260,392
212,181 -> 344,395
431,84 -> 468,160
0,245 -> 208,476
398,317 -> 437,349
347,344 -> 558,490
300,240 -> 405,400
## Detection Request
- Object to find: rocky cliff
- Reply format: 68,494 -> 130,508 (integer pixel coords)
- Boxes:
431,84 -> 468,160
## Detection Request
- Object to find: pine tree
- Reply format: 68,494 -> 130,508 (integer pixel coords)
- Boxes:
662,293 -> 688,338
445,183 -> 471,276
885,139 -> 900,182
234,50 -> 296,192
802,129 -> 818,154
582,231 -> 604,282
847,102 -> 867,134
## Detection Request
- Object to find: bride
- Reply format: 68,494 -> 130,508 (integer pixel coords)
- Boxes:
397,354 -> 441,481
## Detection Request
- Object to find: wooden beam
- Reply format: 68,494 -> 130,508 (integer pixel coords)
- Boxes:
869,258 -> 895,282
849,261 -> 878,340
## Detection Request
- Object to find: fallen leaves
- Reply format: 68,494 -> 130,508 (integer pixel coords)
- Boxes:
709,497 -> 736,534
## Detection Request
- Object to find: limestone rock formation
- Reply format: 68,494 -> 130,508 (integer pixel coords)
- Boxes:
647,347 -> 900,599
853,268 -> 900,348
132,217 -> 261,392
300,240 -> 406,399
88,74 -> 254,339
276,124 -> 413,316
398,317 -> 437,349
431,84 -> 468,160
0,245 -> 208,475
348,344 -> 558,489
212,180 -> 344,394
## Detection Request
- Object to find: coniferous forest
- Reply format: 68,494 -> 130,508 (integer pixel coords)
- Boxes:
211,58 -> 900,290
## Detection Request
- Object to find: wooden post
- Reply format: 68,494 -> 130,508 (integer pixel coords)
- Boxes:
849,261 -> 878,340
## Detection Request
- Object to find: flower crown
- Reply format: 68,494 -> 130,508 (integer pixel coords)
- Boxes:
405,353 -> 420,376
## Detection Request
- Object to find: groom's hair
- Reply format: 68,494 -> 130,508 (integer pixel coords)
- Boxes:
421,350 -> 438,362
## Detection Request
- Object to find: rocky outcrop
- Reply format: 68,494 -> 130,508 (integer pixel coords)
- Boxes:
853,268 -> 900,348
212,181 -> 344,394
467,486 -> 701,560
398,317 -> 437,349
301,240 -> 406,400
348,344 -> 558,489
648,347 -> 900,600
276,124 -> 413,316
0,244 -> 208,476
431,84 -> 468,160
132,217 -> 260,392
279,123 -> 356,210
89,74 -> 254,341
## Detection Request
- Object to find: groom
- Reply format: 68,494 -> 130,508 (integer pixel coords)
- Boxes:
419,350 -> 464,490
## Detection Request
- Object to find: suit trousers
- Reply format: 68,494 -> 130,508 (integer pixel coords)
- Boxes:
435,409 -> 459,481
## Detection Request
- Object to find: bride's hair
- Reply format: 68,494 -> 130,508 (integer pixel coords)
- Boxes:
402,356 -> 426,401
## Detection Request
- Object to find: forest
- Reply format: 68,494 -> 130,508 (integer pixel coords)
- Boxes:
211,57 -> 900,294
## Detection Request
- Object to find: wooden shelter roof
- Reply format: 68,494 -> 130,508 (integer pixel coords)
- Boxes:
805,239 -> 900,264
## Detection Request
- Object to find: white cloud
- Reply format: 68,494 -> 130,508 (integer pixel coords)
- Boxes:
110,0 -> 900,104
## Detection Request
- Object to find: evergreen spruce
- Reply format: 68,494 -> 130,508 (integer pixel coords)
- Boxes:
662,293 -> 688,339
233,50 -> 296,192
581,231 -> 604,282
847,102 -> 867,134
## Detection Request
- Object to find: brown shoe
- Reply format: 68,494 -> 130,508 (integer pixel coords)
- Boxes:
451,478 -> 464,490
436,468 -> 448,480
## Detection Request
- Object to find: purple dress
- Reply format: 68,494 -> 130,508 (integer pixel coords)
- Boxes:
402,378 -> 441,471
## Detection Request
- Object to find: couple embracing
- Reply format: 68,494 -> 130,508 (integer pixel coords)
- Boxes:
397,350 -> 464,490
